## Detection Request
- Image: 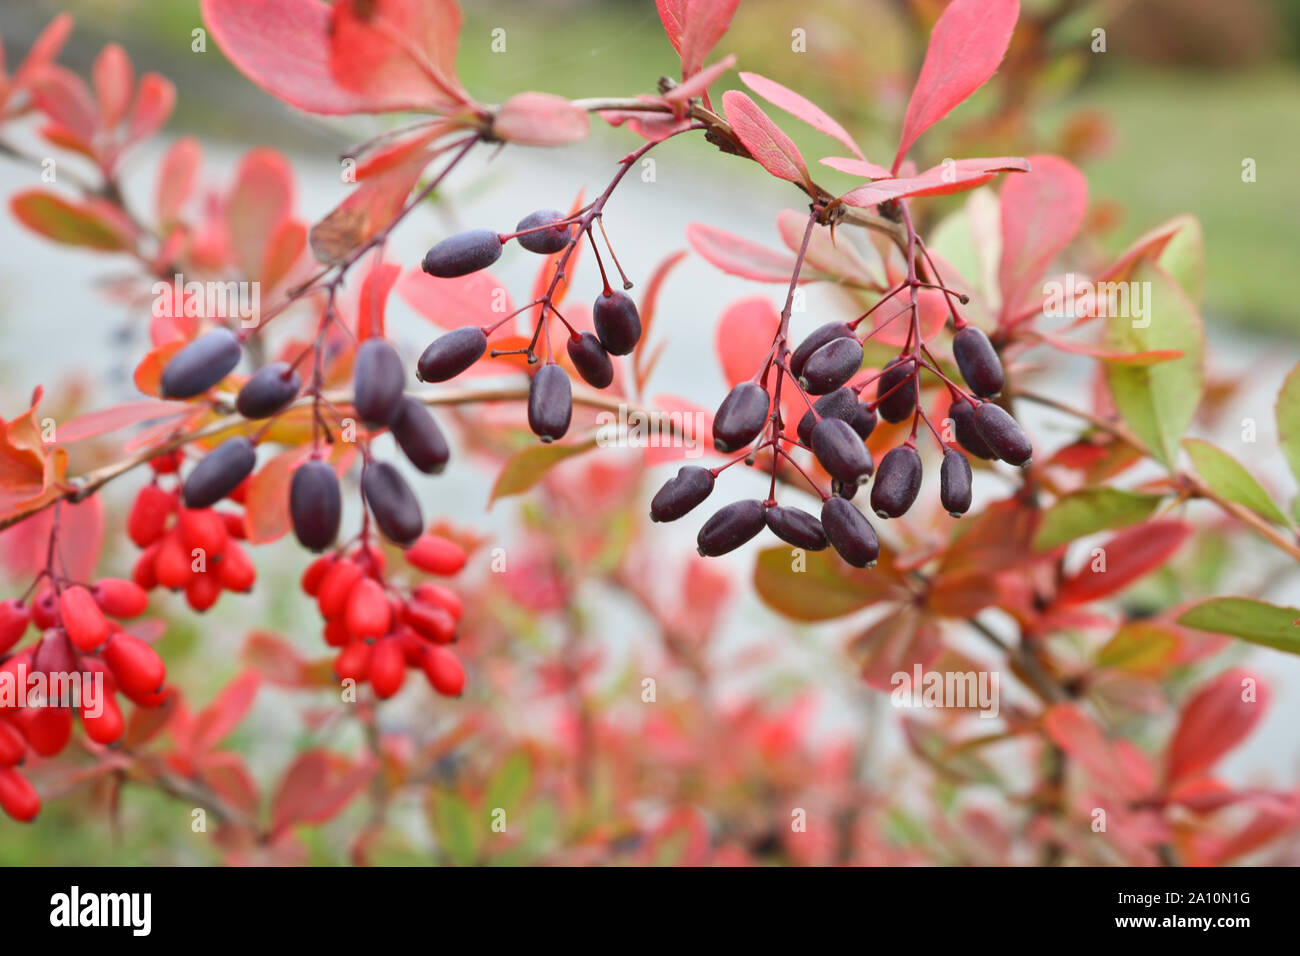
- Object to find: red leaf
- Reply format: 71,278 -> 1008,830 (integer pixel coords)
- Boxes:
126,73 -> 175,146
598,109 -> 693,143
56,400 -> 190,443
998,154 -> 1087,322
198,751 -> 261,817
0,387 -> 66,520
271,750 -> 376,833
775,208 -> 883,288
10,189 -> 134,251
664,55 -> 736,107
329,0 -> 469,112
93,44 -> 134,130
656,0 -> 688,57
308,142 -> 434,264
260,219 -> 308,292
633,250 -> 689,389
243,445 -> 311,543
355,259 -> 400,340
1165,669 -> 1269,786
1057,520 -> 1192,606
1043,703 -> 1145,800
201,0 -> 420,115
821,156 -> 893,180
840,157 -> 1027,207
398,267 -> 513,331
1036,333 -> 1183,365
676,0 -> 740,77
241,631 -> 317,688
714,296 -> 779,387
722,90 -> 810,188
0,495 -> 102,583
893,0 -> 1020,169
228,148 -> 295,279
645,395 -> 713,466
8,14 -> 74,98
686,221 -> 797,282
740,71 -> 863,159
31,65 -> 95,149
155,136 -> 201,225
191,671 -> 261,755
492,92 -> 589,147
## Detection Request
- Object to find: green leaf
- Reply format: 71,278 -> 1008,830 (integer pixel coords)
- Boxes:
753,545 -> 900,622
1156,215 -> 1205,307
1184,438 -> 1289,526
1096,622 -> 1180,673
1104,262 -> 1204,469
484,751 -> 533,815
1033,488 -> 1164,550
1276,362 -> 1300,489
1177,597 -> 1300,656
429,791 -> 479,866
489,436 -> 598,503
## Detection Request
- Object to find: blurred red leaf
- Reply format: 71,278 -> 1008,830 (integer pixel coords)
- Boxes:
492,92 -> 589,147
686,221 -> 797,282
998,155 -> 1088,322
271,750 -> 376,833
228,148 -> 294,278
893,0 -> 1020,169
1165,668 -> 1269,787
190,671 -> 261,755
398,267 -> 512,331
1056,520 -> 1191,606
820,156 -> 894,180
841,157 -> 1027,208
722,90 -> 810,189
155,136 -> 201,225
714,296 -> 779,387
243,445 -> 311,543
10,189 -> 134,251
355,259 -> 400,340
93,44 -> 133,130
56,400 -> 189,444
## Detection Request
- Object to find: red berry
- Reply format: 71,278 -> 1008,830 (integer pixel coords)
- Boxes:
31,589 -> 59,629
404,535 -> 467,576
301,555 -> 336,596
149,450 -> 183,474
128,484 -> 175,547
345,578 -> 391,640
0,767 -> 40,822
403,602 -> 456,644
155,529 -> 194,590
21,705 -> 73,757
421,646 -> 465,697
103,633 -> 166,699
0,600 -> 29,654
412,583 -> 463,622
317,560 -> 364,620
58,587 -> 109,652
323,618 -> 351,648
178,507 -> 229,558
0,720 -> 26,767
217,541 -> 256,592
80,694 -> 124,746
91,578 -> 149,619
186,573 -> 222,612
334,640 -> 372,683
132,542 -> 161,590
369,638 -> 406,699
219,510 -> 248,539
32,628 -> 78,679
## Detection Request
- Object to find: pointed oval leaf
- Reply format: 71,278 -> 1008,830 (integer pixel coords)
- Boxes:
1178,597 -> 1300,656
1184,438 -> 1288,526
722,90 -> 811,189
740,71 -> 863,159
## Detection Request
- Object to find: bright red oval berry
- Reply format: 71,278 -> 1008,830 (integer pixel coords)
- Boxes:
154,529 -> 195,590
58,587 -> 108,653
0,600 -> 30,654
21,705 -> 73,757
403,601 -> 456,644
0,767 -> 40,822
345,578 -> 391,640
334,640 -> 372,683
80,694 -> 124,746
317,560 -> 364,620
90,579 -> 149,619
178,507 -> 229,558
217,541 -> 256,592
186,573 -> 222,612
131,542 -> 161,591
127,484 -> 175,548
0,720 -> 27,767
103,633 -> 166,699
31,590 -> 59,630
404,535 -> 467,576
412,583 -> 463,622
301,555 -> 337,596
421,646 -> 465,697
369,639 -> 407,699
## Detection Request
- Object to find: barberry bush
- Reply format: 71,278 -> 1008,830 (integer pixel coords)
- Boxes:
0,0 -> 1298,865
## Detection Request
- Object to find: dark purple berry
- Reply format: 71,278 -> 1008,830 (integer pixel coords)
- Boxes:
650,466 -> 715,522
422,229 -> 503,278
182,437 -> 256,509
417,327 -> 487,383
236,362 -> 301,419
831,478 -> 859,500
939,448 -> 972,517
974,402 -> 1032,466
353,338 -> 405,427
875,357 -> 917,423
790,322 -> 852,380
870,445 -> 922,518
797,389 -> 876,447
712,382 -> 769,453
290,459 -> 341,551
362,460 -> 423,546
515,210 -> 571,254
696,499 -> 766,557
799,336 -> 863,395
811,417 -> 873,486
950,400 -> 996,460
592,291 -> 641,356
764,505 -> 828,551
821,497 -> 880,568
528,364 -> 572,442
160,328 -> 242,399
952,326 -> 1004,397
566,332 -> 614,389
389,396 -> 450,474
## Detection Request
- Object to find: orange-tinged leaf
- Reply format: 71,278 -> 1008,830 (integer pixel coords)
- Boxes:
10,189 -> 133,251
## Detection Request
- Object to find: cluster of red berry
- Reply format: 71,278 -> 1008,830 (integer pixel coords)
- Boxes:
301,533 -> 468,700
127,453 -> 256,611
0,577 -> 166,821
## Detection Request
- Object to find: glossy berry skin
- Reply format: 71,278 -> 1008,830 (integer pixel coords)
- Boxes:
696,499 -> 767,557
870,445 -> 923,519
369,639 -> 407,699
417,327 -> 488,383
527,364 -> 573,443
236,362 -> 301,418
566,332 -> 614,389
103,633 -> 166,699
712,382 -> 769,453
875,357 -> 917,423
515,210 -> 571,254
974,403 -> 1032,466
797,388 -> 876,447
160,328 -> 242,399
182,438 -> 256,509
952,326 -> 1004,398
764,505 -> 828,551
811,417 -> 874,486
650,466 -> 715,522
353,338 -> 406,427
422,229 -> 503,278
59,587 -> 108,652
800,336 -> 864,395
940,448 -> 973,517
950,400 -> 996,460
345,578 -> 390,639
790,322 -> 852,380
362,461 -> 424,546
406,535 -> 467,575
592,291 -> 642,356
821,497 -> 880,568
290,459 -> 342,551
0,600 -> 31,655
91,579 -> 148,619
422,646 -> 465,697
0,768 -> 40,822
389,397 -> 450,474
128,484 -> 174,547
